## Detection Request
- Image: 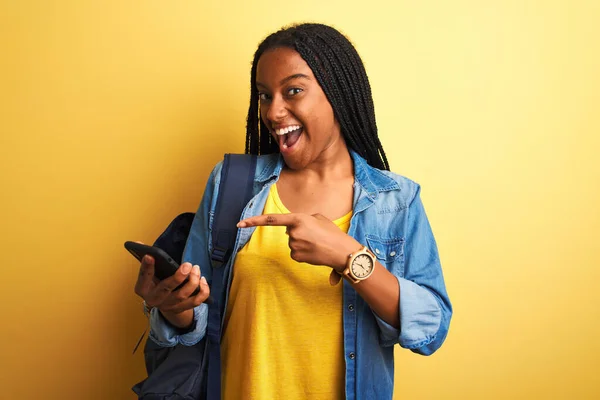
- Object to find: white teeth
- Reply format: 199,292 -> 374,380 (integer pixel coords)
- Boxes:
275,125 -> 301,136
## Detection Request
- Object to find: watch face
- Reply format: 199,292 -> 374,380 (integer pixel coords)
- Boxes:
351,253 -> 374,278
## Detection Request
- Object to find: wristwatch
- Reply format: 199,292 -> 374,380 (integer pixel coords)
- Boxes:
329,246 -> 376,286
142,300 -> 154,318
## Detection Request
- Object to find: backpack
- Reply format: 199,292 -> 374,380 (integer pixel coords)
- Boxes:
132,154 -> 257,400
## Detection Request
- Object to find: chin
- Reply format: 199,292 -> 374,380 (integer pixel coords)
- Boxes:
281,153 -> 309,171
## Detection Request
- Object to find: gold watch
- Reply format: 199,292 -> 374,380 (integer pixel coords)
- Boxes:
329,246 -> 376,286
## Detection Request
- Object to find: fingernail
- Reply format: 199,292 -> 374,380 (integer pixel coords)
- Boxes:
192,265 -> 200,274
143,255 -> 152,264
181,263 -> 192,274
201,276 -> 207,284
237,222 -> 246,228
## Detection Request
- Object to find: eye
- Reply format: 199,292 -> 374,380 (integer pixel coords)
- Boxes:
258,92 -> 271,102
286,87 -> 303,96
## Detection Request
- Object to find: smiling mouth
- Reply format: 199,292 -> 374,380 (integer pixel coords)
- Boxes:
274,125 -> 303,149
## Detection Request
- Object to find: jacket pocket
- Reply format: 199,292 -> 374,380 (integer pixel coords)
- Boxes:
365,235 -> 405,276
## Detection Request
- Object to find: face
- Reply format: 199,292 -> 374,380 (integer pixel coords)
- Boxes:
256,47 -> 345,170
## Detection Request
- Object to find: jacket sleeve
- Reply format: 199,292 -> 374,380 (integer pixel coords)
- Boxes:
375,185 -> 452,355
148,163 -> 222,347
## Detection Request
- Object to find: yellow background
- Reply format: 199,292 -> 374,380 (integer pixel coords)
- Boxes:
1,0 -> 599,399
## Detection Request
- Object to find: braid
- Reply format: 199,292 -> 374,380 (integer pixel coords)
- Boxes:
246,47 -> 279,155
245,23 -> 390,171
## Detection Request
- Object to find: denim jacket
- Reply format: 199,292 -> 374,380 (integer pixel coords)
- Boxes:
150,151 -> 452,399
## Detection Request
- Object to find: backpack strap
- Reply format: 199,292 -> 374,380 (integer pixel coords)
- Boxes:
206,153 -> 257,400
209,154 -> 257,266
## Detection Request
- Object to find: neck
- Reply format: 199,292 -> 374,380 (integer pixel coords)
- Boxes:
283,139 -> 354,183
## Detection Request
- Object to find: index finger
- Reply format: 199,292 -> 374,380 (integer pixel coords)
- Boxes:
237,213 -> 300,228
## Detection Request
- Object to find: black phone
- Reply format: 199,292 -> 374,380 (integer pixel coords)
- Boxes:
124,241 -> 210,301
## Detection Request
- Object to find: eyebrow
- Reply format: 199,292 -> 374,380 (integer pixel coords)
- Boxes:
256,73 -> 311,89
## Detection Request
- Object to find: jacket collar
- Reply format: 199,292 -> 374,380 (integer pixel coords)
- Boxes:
255,153 -> 283,183
350,150 -> 400,200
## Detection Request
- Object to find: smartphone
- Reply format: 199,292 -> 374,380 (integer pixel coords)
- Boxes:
124,241 -> 210,301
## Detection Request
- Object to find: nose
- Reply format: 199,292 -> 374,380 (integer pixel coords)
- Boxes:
264,95 -> 287,124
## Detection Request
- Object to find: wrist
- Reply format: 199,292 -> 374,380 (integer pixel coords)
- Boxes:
329,243 -> 376,286
333,238 -> 363,272
159,308 -> 194,329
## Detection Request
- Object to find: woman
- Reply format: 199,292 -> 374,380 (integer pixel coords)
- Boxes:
135,23 -> 452,399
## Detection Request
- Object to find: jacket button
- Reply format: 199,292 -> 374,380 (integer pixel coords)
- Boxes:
348,304 -> 354,311
349,352 -> 356,360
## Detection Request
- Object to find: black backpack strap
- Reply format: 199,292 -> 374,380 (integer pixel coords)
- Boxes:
209,154 -> 257,266
206,153 -> 257,400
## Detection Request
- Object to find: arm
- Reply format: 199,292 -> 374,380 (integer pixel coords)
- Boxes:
340,254 -> 401,329
146,164 -> 221,347
372,187 -> 452,355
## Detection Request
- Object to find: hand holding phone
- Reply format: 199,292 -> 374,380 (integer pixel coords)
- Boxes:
125,241 -> 212,303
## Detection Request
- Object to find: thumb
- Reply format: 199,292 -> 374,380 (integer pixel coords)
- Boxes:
311,213 -> 330,221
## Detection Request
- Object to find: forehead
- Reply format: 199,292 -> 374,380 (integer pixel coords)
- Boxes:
256,47 -> 314,85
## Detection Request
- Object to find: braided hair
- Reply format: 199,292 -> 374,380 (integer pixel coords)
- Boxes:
245,23 -> 390,171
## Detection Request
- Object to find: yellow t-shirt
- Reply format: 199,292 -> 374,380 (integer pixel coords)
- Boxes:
221,183 -> 352,400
